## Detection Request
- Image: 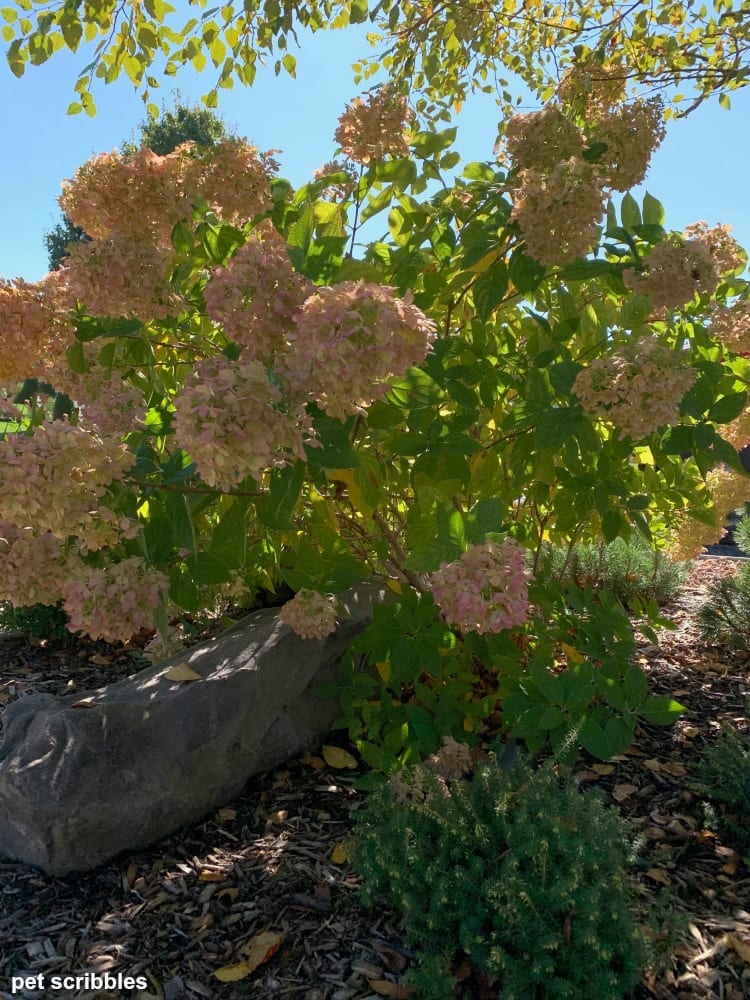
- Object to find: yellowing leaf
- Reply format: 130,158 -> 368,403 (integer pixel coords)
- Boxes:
322,744 -> 358,769
463,716 -> 474,732
386,579 -> 402,595
376,660 -> 392,681
241,929 -> 285,963
163,662 -> 202,682
331,841 -> 348,864
327,468 -> 373,518
560,642 -> 584,663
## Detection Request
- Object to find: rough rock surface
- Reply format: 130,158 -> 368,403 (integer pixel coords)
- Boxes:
0,581 -> 387,875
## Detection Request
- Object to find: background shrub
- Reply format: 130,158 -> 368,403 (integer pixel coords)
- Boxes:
547,537 -> 689,608
0,602 -> 71,641
694,716 -> 750,854
697,564 -> 750,651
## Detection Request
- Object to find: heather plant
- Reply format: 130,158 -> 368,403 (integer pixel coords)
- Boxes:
351,744 -> 647,999
1,96 -> 749,769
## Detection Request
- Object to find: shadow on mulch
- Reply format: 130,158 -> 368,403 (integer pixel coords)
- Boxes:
1,558 -> 750,999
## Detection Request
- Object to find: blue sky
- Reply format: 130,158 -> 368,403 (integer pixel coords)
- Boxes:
1,25 -> 749,281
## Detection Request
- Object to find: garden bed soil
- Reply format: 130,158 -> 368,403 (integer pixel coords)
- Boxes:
1,558 -> 749,999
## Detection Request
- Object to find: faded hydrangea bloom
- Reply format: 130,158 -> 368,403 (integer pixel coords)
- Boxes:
278,589 -> 338,640
429,539 -> 532,635
624,236 -> 719,310
279,280 -> 436,419
0,524 -> 70,607
173,355 -> 312,487
558,61 -> 628,119
710,299 -> 750,353
334,86 -> 412,164
61,557 -> 169,644
0,271 -> 75,383
668,466 -> 750,561
510,157 -> 605,264
0,420 -> 133,544
426,736 -> 474,782
595,98 -> 666,191
572,336 -> 695,439
203,225 -> 313,361
504,105 -> 584,171
313,160 -> 358,201
684,221 -> 746,277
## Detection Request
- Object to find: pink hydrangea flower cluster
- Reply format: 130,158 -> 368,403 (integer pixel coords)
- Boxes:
334,86 -> 412,164
61,557 -> 169,644
504,99 -> 666,262
0,271 -> 75,384
63,366 -> 146,435
428,539 -> 533,635
278,280 -> 437,419
203,225 -> 313,360
278,589 -> 339,640
59,140 -> 275,322
572,337 -> 696,438
172,356 -> 312,487
0,523 -> 69,607
0,420 -> 134,545
312,160 -> 358,201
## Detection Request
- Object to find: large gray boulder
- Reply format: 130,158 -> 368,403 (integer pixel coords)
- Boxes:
0,581 -> 387,875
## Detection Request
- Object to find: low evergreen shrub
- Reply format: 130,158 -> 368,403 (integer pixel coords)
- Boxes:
0,601 -> 71,641
547,537 -> 688,608
694,718 -> 750,854
697,563 -> 750,651
351,740 -> 646,999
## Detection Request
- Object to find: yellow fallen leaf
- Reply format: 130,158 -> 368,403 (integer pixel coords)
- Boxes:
215,807 -> 236,822
71,697 -> 96,709
645,868 -> 672,885
241,929 -> 285,964
591,764 -> 615,775
198,870 -> 225,882
322,745 -> 358,769
214,961 -> 254,982
331,841 -> 348,864
725,934 -> 750,963
612,783 -> 638,803
367,980 -> 416,998
163,662 -> 202,682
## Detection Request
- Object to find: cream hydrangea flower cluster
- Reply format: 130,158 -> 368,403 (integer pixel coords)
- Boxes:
0,420 -> 134,545
334,86 -> 412,164
0,271 -> 75,384
668,466 -> 750,561
278,589 -> 339,640
510,157 -> 605,264
0,524 -> 69,607
203,225 -> 313,360
595,98 -> 666,191
684,221 -> 746,276
172,355 -> 311,487
572,337 -> 695,438
428,538 -> 532,635
710,299 -> 750,354
278,280 -> 437,419
312,160 -> 358,201
558,61 -> 627,118
624,236 -> 719,310
504,99 -> 666,263
61,557 -> 169,644
63,367 -> 146,436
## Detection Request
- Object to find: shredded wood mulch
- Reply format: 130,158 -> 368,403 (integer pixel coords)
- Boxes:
1,559 -> 750,1000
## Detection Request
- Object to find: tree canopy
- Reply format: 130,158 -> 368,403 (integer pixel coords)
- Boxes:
2,0 -> 749,119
